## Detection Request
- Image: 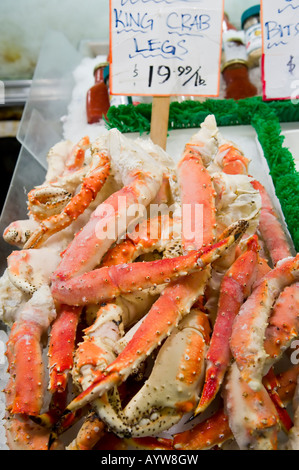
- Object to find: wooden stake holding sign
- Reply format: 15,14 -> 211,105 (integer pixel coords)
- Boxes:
150,96 -> 170,150
109,0 -> 225,149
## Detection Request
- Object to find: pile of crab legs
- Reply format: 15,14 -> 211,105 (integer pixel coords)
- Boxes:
1,115 -> 299,450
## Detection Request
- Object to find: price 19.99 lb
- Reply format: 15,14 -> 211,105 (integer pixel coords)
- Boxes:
147,65 -> 206,89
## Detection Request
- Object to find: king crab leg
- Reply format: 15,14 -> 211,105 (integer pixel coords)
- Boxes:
177,141 -> 217,252
4,285 -> 56,416
262,368 -> 294,433
48,305 -> 83,393
46,215 -> 179,440
48,213 -> 179,396
216,141 -> 250,175
5,414 -> 65,450
5,320 -> 45,416
251,180 -> 293,266
66,412 -> 106,450
263,282 -> 299,371
194,235 -> 260,415
223,362 -> 280,450
3,219 -> 40,248
223,277 -> 299,449
51,235 -> 240,307
230,254 -> 299,392
56,268 -> 211,418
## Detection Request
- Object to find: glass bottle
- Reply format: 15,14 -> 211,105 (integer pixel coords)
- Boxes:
86,62 -> 110,124
221,13 -> 257,100
241,5 -> 262,68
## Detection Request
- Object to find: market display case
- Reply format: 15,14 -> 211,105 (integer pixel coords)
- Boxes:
0,0 -> 299,452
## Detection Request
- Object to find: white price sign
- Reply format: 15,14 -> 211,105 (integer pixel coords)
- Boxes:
262,0 -> 299,100
109,0 -> 224,97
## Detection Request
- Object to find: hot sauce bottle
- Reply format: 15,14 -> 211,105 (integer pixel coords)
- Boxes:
221,13 -> 257,100
86,62 -> 110,123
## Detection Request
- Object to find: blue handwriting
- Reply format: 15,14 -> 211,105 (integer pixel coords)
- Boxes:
265,20 -> 299,48
114,9 -> 154,32
166,12 -> 210,36
278,0 -> 299,14
129,37 -> 188,60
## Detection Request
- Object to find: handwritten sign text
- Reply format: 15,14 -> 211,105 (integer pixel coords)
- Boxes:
110,0 -> 224,96
262,0 -> 299,100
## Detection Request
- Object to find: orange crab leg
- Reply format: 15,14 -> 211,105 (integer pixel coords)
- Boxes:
175,278 -> 299,450
223,362 -> 280,450
251,180 -> 292,266
173,407 -> 232,450
276,364 -> 299,405
121,309 -> 211,436
100,214 -> 180,267
263,282 -> 299,367
51,162 -> 163,282
5,414 -> 64,450
67,413 -> 106,450
218,142 -> 250,175
263,368 -> 294,433
5,321 -> 44,416
48,305 -> 82,393
64,136 -> 90,173
195,235 -> 259,415
178,143 -> 217,252
51,233 -> 240,306
48,217 -> 172,395
230,254 -> 299,391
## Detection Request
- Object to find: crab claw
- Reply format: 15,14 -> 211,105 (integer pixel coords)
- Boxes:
119,309 -> 210,437
24,148 -> 110,249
